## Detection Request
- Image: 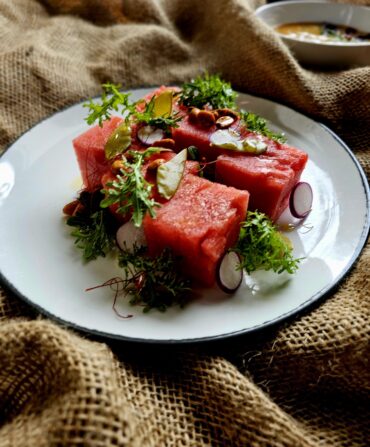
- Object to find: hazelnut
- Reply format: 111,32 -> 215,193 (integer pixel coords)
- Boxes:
112,158 -> 127,172
188,107 -> 201,124
216,108 -> 239,119
72,203 -> 86,216
147,158 -> 166,171
151,138 -> 175,150
216,115 -> 235,129
197,110 -> 216,128
63,200 -> 79,216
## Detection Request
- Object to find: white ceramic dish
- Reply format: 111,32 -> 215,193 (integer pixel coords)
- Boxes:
0,88 -> 369,344
255,1 -> 370,67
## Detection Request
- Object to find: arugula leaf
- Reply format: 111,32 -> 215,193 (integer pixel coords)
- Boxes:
84,84 -> 182,133
240,111 -> 287,144
234,211 -> 300,274
178,73 -> 237,109
118,245 -> 191,312
100,148 -> 162,227
84,83 -> 136,127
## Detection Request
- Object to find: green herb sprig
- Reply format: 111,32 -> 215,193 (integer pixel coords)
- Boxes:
100,148 -> 162,227
234,211 -> 300,274
118,245 -> 191,312
135,96 -> 182,135
84,83 -> 182,132
240,111 -> 287,144
84,83 -> 136,126
178,73 -> 237,110
67,191 -> 116,262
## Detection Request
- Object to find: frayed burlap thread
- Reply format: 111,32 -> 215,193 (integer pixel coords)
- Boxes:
0,0 -> 369,446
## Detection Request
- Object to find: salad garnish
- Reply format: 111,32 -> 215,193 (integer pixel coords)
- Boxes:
117,244 -> 191,312
84,84 -> 182,132
84,83 -> 135,126
178,73 -> 237,110
135,93 -> 182,134
66,190 -> 116,262
289,182 -> 313,219
234,211 -> 301,274
100,148 -> 163,227
240,110 -> 287,144
156,148 -> 187,200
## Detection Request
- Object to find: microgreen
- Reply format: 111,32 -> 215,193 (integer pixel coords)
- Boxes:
67,190 -> 116,262
118,244 -> 191,312
178,73 -> 237,109
240,111 -> 287,144
234,211 -> 301,274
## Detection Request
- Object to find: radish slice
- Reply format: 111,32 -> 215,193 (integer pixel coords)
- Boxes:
137,125 -> 165,145
116,220 -> 146,252
216,251 -> 243,294
289,182 -> 313,219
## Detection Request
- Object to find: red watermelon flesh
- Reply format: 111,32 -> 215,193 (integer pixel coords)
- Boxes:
101,152 -> 199,221
172,115 -> 308,220
73,116 -> 123,191
172,115 -> 219,161
216,154 -> 296,221
143,174 -> 249,287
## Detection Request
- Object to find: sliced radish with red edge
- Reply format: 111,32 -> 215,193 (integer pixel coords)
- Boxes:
289,181 -> 313,219
216,251 -> 243,294
116,220 -> 146,252
137,125 -> 165,146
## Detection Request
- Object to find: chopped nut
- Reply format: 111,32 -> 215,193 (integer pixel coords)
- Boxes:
63,200 -> 79,216
147,158 -> 166,171
188,107 -> 201,124
216,108 -> 239,119
112,158 -> 126,172
151,138 -> 175,149
197,110 -> 216,128
216,115 -> 235,129
72,203 -> 86,216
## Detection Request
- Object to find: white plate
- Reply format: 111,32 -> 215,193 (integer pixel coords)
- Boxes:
0,89 -> 369,343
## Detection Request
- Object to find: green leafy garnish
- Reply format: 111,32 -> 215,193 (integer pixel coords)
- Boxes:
118,245 -> 191,312
178,73 -> 237,110
135,95 -> 182,134
100,148 -> 162,227
240,111 -> 287,144
67,191 -> 116,262
84,83 -> 136,126
234,211 -> 300,274
84,84 -> 182,134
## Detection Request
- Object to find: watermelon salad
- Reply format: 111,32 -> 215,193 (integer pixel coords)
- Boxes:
63,74 -> 313,313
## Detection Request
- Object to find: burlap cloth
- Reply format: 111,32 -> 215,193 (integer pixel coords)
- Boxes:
0,0 -> 369,445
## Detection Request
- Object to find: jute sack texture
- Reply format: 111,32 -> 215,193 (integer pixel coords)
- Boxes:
0,0 -> 369,446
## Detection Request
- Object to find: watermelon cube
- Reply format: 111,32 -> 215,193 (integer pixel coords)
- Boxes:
143,174 -> 249,287
216,155 -> 293,221
73,116 -> 123,191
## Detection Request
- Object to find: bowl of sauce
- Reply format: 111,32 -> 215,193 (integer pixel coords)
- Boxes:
255,1 -> 370,67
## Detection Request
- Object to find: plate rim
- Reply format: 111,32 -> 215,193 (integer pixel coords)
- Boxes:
1,90 -> 369,344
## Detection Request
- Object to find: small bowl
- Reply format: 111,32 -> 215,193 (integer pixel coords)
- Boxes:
255,1 -> 370,68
